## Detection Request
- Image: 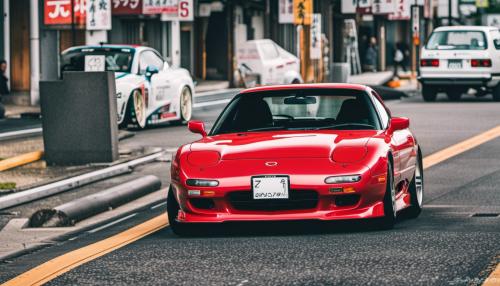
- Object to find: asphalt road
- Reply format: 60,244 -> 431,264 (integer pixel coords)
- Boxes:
1,90 -> 500,285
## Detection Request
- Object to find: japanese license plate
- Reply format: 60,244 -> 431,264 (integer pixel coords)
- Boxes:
448,60 -> 462,69
252,175 -> 289,199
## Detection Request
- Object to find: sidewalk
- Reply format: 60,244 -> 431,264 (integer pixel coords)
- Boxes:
348,71 -> 393,86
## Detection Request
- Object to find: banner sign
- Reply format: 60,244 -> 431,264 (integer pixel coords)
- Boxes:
372,0 -> 396,14
112,0 -> 142,15
44,0 -> 86,26
341,0 -> 357,14
87,0 -> 112,30
389,0 -> 411,20
310,14 -> 321,60
293,0 -> 313,25
279,0 -> 294,23
143,0 -> 178,15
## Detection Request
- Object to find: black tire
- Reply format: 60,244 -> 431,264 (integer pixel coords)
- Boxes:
446,89 -> 462,101
406,150 -> 424,219
421,85 -> 437,102
375,161 -> 397,230
493,84 -> 500,102
167,187 -> 195,236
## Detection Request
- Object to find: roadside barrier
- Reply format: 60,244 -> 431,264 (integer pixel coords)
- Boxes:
0,151 -> 44,172
29,175 -> 162,227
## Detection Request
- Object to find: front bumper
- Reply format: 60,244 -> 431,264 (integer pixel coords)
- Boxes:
170,170 -> 387,224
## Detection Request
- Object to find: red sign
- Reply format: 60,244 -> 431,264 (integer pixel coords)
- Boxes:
44,0 -> 86,26
112,0 -> 143,15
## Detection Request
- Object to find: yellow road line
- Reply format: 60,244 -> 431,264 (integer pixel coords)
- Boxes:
423,125 -> 500,169
4,125 -> 500,286
0,151 -> 44,172
1,215 -> 168,286
483,264 -> 500,286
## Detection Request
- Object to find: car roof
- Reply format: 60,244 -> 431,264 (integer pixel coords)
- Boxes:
240,83 -> 369,94
433,26 -> 498,32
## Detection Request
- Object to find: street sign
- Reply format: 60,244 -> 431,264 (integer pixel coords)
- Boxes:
389,0 -> 411,20
372,0 -> 396,14
279,0 -> 294,23
357,0 -> 372,14
310,14 -> 321,60
178,0 -> 193,21
293,0 -> 312,25
44,0 -> 86,26
112,0 -> 142,15
86,0 -> 112,30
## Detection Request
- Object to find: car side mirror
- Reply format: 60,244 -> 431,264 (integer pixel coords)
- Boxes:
389,117 -> 410,132
145,65 -> 159,77
188,120 -> 207,137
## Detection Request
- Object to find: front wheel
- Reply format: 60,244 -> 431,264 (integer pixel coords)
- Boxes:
375,161 -> 397,230
167,187 -> 195,236
406,150 -> 424,219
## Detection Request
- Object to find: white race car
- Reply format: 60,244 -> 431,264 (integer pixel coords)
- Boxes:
61,45 -> 195,129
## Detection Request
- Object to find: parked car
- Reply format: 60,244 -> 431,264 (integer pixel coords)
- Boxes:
167,84 -> 424,235
61,45 -> 195,129
237,39 -> 303,87
419,26 -> 500,102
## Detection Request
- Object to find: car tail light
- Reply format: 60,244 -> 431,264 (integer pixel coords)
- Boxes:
471,59 -> 491,67
420,59 -> 439,67
187,151 -> 221,167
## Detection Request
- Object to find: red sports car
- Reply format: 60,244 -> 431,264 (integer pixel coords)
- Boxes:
168,84 -> 423,235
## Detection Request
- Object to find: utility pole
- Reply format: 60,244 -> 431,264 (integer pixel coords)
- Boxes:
448,0 -> 452,25
71,0 -> 76,46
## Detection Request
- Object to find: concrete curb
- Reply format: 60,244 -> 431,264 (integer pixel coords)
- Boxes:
30,175 -> 162,227
0,188 -> 168,262
0,151 -> 165,211
0,150 -> 44,172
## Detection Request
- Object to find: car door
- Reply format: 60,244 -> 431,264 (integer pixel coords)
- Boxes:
258,42 -> 281,85
138,50 -> 172,112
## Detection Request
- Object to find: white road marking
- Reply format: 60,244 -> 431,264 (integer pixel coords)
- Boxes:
86,213 -> 138,234
150,201 -> 167,210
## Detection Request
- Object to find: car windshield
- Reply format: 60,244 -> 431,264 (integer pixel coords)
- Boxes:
210,89 -> 381,135
61,48 -> 135,73
426,31 -> 487,50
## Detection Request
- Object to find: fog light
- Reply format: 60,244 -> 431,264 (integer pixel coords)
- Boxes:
188,190 -> 201,196
186,179 -> 219,187
325,175 -> 361,184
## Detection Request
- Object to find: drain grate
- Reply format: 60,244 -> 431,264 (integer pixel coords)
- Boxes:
471,213 -> 500,218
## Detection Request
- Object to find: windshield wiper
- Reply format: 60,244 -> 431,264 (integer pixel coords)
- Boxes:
314,123 -> 376,130
246,126 -> 287,132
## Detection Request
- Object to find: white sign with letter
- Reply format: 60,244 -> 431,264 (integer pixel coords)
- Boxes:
310,14 -> 322,60
178,0 -> 193,21
86,0 -> 112,30
85,55 -> 106,72
279,0 -> 294,23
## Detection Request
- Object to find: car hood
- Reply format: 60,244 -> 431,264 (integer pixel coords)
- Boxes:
189,131 -> 378,160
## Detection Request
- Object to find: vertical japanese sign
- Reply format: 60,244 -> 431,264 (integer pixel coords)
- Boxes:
112,0 -> 142,15
44,0 -> 86,26
279,0 -> 294,23
293,0 -> 312,25
310,14 -> 321,60
87,0 -> 111,30
372,0 -> 396,14
388,0 -> 411,20
412,6 -> 420,45
178,0 -> 193,21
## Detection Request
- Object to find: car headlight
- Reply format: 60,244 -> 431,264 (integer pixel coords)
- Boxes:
325,175 -> 361,184
186,179 -> 219,187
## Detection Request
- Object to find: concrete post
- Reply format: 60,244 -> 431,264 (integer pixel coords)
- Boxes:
40,30 -> 59,81
30,0 -> 40,105
171,20 -> 181,67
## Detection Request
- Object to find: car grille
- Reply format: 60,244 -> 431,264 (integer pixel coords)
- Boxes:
228,190 -> 318,211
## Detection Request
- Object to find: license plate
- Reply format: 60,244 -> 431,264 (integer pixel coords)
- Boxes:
252,175 -> 289,199
448,60 -> 462,69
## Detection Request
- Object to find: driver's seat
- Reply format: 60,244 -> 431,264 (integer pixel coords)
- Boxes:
233,99 -> 273,131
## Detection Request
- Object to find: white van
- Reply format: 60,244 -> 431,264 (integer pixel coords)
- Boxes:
419,26 -> 500,101
237,39 -> 303,87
